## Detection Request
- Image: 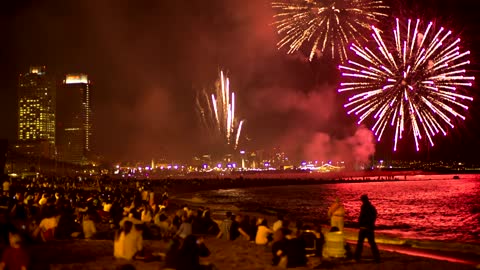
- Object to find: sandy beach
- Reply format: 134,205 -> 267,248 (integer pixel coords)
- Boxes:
2,175 -> 479,269
26,237 -> 477,270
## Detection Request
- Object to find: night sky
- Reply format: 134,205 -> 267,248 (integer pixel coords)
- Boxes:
0,0 -> 479,163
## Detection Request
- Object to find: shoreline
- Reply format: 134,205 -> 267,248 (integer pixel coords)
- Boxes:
154,172 -> 478,196
171,188 -> 480,267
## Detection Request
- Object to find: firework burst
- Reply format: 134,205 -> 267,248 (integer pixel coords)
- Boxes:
196,71 -> 245,150
338,18 -> 475,151
272,0 -> 388,62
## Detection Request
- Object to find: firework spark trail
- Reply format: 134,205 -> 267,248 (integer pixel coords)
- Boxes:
272,0 -> 388,62
197,71 -> 244,150
338,19 -> 475,151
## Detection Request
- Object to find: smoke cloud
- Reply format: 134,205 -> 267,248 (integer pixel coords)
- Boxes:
250,84 -> 376,164
304,126 -> 376,164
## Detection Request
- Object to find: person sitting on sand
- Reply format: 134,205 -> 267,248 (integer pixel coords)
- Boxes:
285,229 -> 308,268
248,216 -> 258,242
140,203 -> 153,223
217,211 -> 233,240
154,213 -> 172,237
164,237 -> 181,269
328,197 -> 345,231
255,218 -> 273,245
233,214 -> 250,241
273,214 -> 284,232
175,235 -> 212,270
323,226 -> 347,259
272,228 -> 289,266
33,207 -> 58,242
175,216 -> 192,239
38,194 -> 48,206
114,221 -> 143,260
82,213 -> 97,239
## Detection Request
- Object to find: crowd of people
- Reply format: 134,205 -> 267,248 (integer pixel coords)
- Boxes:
0,175 -> 381,269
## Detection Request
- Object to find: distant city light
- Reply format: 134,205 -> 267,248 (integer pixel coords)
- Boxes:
65,74 -> 88,84
217,163 -> 222,168
240,150 -> 246,154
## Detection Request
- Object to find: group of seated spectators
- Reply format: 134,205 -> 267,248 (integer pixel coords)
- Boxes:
1,175 -> 353,270
214,211 -> 353,268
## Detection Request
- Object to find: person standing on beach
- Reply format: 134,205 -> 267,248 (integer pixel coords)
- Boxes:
328,197 -> 345,231
354,194 -> 380,263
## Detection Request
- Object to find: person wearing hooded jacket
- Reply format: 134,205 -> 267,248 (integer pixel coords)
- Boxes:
354,194 -> 380,263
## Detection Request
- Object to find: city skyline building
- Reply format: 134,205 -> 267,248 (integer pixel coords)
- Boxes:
56,74 -> 92,165
17,66 -> 56,158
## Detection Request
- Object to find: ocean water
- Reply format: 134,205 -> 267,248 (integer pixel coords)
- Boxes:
193,175 -> 480,244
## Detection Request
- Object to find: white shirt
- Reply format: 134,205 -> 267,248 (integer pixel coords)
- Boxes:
2,181 -> 9,191
255,225 -> 272,245
39,217 -> 58,231
103,203 -> 112,212
141,210 -> 152,223
83,219 -> 97,239
114,230 -> 143,260
273,220 -> 283,232
39,197 -> 47,206
176,222 -> 192,239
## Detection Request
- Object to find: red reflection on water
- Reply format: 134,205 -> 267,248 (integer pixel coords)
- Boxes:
200,177 -> 480,244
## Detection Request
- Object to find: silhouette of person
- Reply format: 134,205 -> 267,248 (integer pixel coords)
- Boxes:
354,194 -> 380,263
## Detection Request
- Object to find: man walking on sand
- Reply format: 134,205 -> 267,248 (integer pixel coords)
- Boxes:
354,194 -> 380,263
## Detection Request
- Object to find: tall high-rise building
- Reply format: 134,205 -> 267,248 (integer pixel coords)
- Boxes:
56,74 -> 92,165
17,66 -> 56,158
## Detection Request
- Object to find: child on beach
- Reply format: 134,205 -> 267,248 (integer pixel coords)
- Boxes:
0,232 -> 29,270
